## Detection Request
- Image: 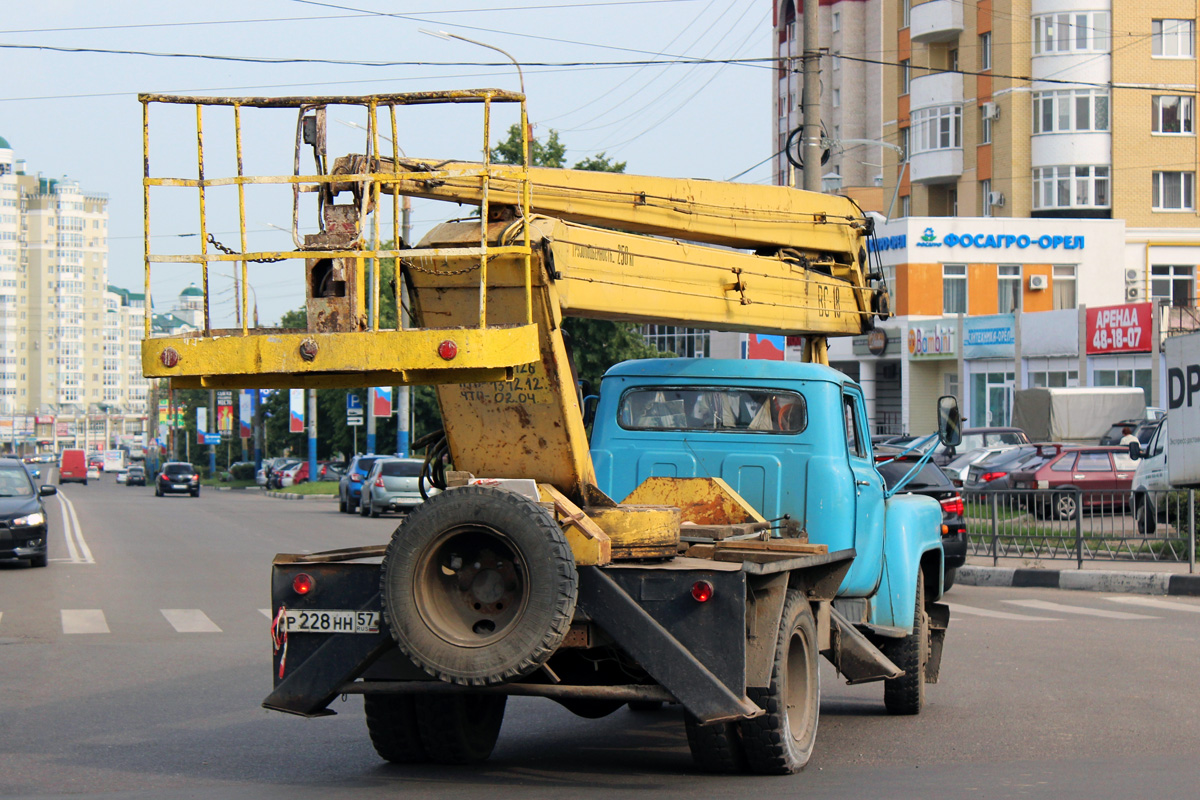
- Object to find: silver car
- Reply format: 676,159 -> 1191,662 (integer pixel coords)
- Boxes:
359,458 -> 437,517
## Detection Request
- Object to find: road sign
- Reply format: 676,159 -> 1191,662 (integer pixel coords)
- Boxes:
347,414 -> 364,427
347,394 -> 363,411
202,433 -> 222,445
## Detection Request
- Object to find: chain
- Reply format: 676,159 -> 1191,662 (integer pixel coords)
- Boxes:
206,233 -> 286,263
400,258 -> 480,276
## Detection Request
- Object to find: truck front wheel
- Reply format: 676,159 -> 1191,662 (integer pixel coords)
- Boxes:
381,486 -> 578,686
363,694 -> 428,763
883,570 -> 928,715
738,590 -> 820,774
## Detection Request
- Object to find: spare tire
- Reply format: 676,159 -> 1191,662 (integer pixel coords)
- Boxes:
381,485 -> 577,686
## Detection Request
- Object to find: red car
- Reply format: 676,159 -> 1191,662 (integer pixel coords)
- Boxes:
1010,446 -> 1137,520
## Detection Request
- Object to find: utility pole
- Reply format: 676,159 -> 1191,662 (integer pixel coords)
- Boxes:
802,0 -> 822,192
208,389 -> 217,477
253,390 -> 263,470
308,388 -> 317,485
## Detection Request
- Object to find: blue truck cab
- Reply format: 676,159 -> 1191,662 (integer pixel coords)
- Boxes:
589,358 -> 945,632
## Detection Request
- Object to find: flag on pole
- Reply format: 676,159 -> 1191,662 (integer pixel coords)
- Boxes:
289,389 -> 305,433
372,386 -> 392,417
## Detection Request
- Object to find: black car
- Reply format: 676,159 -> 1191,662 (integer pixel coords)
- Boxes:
1098,418 -> 1161,447
156,462 -> 201,497
126,465 -> 147,486
875,458 -> 966,589
0,459 -> 57,568
963,443 -> 1065,493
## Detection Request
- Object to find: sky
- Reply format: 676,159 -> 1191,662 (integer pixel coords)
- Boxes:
0,0 -> 773,327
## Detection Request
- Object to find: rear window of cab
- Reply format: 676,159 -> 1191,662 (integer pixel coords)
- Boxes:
618,387 -> 807,434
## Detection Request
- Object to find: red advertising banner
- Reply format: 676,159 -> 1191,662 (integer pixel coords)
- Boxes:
1086,303 -> 1152,354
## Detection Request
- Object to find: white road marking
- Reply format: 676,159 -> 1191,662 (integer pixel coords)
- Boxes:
54,490 -> 94,565
1004,599 -> 1158,620
948,602 -> 1062,621
1106,596 -> 1200,614
259,609 -> 271,618
61,609 -> 109,634
161,609 -> 222,633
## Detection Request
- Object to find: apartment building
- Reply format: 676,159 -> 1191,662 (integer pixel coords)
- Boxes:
0,136 -> 157,451
774,0 -> 886,209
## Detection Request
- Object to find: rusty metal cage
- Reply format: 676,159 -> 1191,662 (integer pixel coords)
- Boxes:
140,89 -> 539,389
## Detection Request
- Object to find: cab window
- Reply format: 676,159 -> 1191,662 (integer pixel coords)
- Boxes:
618,387 -> 806,433
843,394 -> 866,458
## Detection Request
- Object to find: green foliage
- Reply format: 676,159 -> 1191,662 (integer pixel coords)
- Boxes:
572,152 -> 627,173
563,318 -> 669,392
229,462 -> 257,480
490,124 -> 567,168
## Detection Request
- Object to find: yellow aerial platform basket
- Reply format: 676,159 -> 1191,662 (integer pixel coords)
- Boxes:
139,89 -> 540,389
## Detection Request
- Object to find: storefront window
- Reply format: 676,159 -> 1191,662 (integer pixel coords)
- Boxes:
1053,265 -> 1077,310
943,264 -> 967,314
1093,369 -> 1151,404
1029,370 -> 1078,388
970,371 -> 1014,427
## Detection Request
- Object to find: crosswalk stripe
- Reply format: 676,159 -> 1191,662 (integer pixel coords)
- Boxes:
948,603 -> 1062,621
1004,599 -> 1158,620
1106,596 -> 1200,614
61,609 -> 110,634
161,609 -> 222,633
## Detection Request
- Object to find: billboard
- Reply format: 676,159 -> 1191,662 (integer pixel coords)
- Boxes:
1086,303 -> 1152,355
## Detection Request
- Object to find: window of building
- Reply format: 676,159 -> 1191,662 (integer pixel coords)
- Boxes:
1094,369 -> 1153,402
1151,265 -> 1195,307
899,59 -> 910,94
832,88 -> 841,107
1053,265 -> 1077,309
899,194 -> 911,218
1152,19 -> 1195,57
910,105 -> 963,152
979,32 -> 992,70
998,265 -> 1021,314
1033,12 -> 1110,54
901,0 -> 910,28
1032,89 -> 1110,133
981,179 -> 993,217
943,264 -> 967,314
832,50 -> 840,71
832,11 -> 840,32
1032,165 -> 1111,210
640,325 -> 710,358
1029,369 -> 1079,388
1152,171 -> 1195,211
948,187 -> 958,216
1152,96 -> 1194,134
948,48 -> 959,71
980,107 -> 993,144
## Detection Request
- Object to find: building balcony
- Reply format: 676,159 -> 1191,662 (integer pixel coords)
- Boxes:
910,0 -> 964,43
910,72 -> 963,110
909,148 -> 963,184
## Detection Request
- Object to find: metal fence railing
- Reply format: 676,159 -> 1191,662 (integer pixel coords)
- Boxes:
965,488 -> 1197,570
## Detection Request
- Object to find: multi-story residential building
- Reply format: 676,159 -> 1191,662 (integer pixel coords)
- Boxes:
774,0 -> 886,210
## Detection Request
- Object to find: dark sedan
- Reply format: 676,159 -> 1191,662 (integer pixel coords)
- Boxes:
156,462 -> 201,497
876,458 -> 966,589
126,465 -> 147,486
0,459 -> 57,568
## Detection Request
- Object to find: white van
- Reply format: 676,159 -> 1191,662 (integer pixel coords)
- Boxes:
1131,422 -> 1169,534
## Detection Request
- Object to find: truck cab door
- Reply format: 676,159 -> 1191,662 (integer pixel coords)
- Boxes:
839,387 -> 886,596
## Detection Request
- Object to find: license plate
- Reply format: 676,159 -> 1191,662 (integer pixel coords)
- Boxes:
285,609 -> 380,634
173,484 -> 188,489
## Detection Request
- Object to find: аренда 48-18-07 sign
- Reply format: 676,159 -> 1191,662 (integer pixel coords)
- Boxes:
1086,303 -> 1152,354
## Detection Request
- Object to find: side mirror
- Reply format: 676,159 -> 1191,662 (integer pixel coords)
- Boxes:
937,396 -> 963,448
1128,441 -> 1141,460
39,485 -> 57,497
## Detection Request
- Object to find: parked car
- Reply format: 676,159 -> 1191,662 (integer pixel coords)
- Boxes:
963,444 -> 1065,493
156,462 -> 201,497
1009,446 -> 1137,520
1098,418 -> 1161,447
338,454 -> 382,513
87,453 -> 104,470
875,457 -> 966,589
126,465 -> 147,486
318,461 -> 348,481
0,459 -> 56,568
59,448 -> 88,485
359,457 -> 437,517
941,445 -> 1018,487
269,460 -> 301,489
933,427 -> 1030,466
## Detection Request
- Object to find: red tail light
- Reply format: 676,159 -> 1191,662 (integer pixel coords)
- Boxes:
350,473 -> 362,483
292,573 -> 314,595
980,471 -> 1006,483
939,495 -> 964,516
691,580 -> 714,603
374,476 -> 385,488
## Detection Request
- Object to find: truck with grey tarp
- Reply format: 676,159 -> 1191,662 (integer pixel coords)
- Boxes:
1012,387 -> 1146,445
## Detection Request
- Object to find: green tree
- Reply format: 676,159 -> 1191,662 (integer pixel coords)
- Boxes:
490,125 -> 567,168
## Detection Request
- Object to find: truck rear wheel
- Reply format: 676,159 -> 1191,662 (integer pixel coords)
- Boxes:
738,590 -> 820,774
883,570 -> 927,715
414,693 -> 506,764
684,715 -> 747,774
381,486 -> 577,686
363,694 -> 428,763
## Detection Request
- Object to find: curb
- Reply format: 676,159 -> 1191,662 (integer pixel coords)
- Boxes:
264,490 -> 338,502
959,565 -> 1200,597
